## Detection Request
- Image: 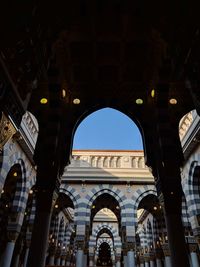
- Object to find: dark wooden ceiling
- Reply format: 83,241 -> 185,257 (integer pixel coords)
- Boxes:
1,0 -> 200,171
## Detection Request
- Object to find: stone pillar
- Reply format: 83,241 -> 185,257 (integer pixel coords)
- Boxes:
12,253 -> 20,267
124,255 -> 128,267
156,258 -> 162,267
153,84 -> 190,267
149,252 -> 155,267
116,260 -> 121,267
26,189 -> 55,267
89,257 -> 94,267
162,244 -> 171,267
83,253 -> 87,267
60,258 -> 66,266
188,242 -> 200,267
23,247 -> 30,267
56,256 -> 61,266
139,256 -> 144,267
76,248 -> 84,267
164,256 -> 172,267
0,241 -> 16,267
127,250 -> 135,267
49,255 -> 55,265
190,252 -> 199,267
154,248 -> 162,267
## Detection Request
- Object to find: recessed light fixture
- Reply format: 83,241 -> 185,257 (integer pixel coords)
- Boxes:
13,172 -> 18,177
55,204 -> 59,209
169,98 -> 177,105
40,98 -> 48,104
153,206 -> 158,210
73,98 -> 80,105
62,89 -> 66,98
136,98 -> 143,105
151,89 -> 155,98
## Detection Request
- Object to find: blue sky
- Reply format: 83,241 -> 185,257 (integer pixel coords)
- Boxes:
73,108 -> 143,150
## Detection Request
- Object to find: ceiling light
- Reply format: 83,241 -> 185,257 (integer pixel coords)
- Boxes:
29,189 -> 33,194
136,98 -> 143,105
13,172 -> 18,177
151,89 -> 155,98
55,204 -> 59,209
73,98 -> 80,105
169,98 -> 177,105
153,206 -> 157,210
116,206 -> 120,210
62,89 -> 66,98
40,98 -> 48,104
92,205 -> 95,209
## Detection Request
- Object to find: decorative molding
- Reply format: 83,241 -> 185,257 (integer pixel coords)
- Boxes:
0,112 -> 16,151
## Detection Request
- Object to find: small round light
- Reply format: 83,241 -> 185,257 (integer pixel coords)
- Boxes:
151,89 -> 155,98
6,204 -> 8,208
13,172 -> 18,177
92,205 -> 95,209
169,98 -> 177,105
40,98 -> 48,104
55,204 -> 59,209
73,98 -> 80,105
116,206 -> 120,210
136,98 -> 143,105
1,190 -> 4,194
153,206 -> 158,210
170,191 -> 174,195
29,189 -> 33,194
62,89 -> 66,98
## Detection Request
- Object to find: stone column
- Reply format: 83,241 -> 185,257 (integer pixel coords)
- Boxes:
127,250 -> 135,267
116,260 -> 121,267
153,84 -> 190,267
0,241 -> 16,267
124,255 -> 128,267
154,248 -> 162,267
139,256 -> 144,267
162,244 -> 172,267
156,259 -> 162,267
188,242 -> 200,267
49,255 -> 55,265
76,248 -> 84,267
149,252 -> 155,267
12,254 -> 20,267
56,256 -> 61,266
23,247 -> 30,267
89,256 -> 94,267
26,189 -> 55,267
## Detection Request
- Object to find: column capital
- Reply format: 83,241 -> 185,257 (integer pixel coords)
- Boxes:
7,230 -> 19,242
161,243 -> 170,257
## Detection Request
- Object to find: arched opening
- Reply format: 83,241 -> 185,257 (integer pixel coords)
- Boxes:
136,194 -> 166,264
11,186 -> 36,267
91,193 -> 121,230
0,163 -> 22,257
73,107 -> 143,150
47,193 -> 75,266
97,242 -> 112,267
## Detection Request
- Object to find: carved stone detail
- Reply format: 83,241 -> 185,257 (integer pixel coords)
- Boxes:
0,112 -> 16,150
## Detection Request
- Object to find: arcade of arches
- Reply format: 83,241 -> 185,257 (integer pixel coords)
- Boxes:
1,2 -> 200,267
0,109 -> 200,267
